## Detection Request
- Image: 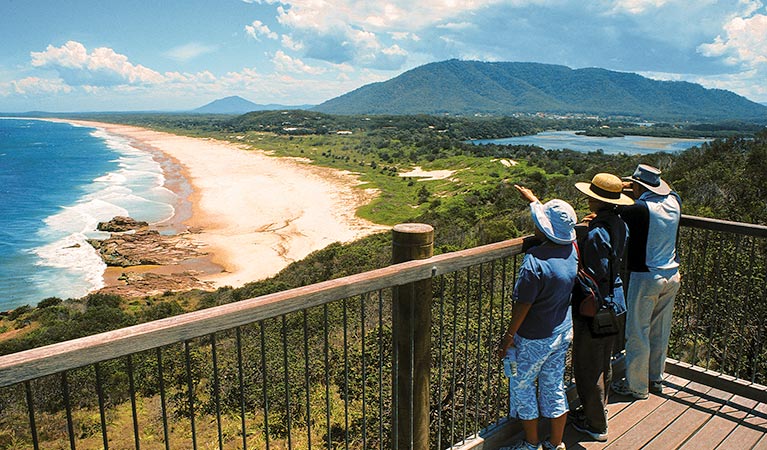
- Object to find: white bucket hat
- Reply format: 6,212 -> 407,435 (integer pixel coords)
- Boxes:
530,199 -> 577,245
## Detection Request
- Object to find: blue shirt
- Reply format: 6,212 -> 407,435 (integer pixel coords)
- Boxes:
513,242 -> 577,339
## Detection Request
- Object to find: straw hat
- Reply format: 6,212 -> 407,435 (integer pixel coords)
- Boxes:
530,199 -> 577,245
575,173 -> 634,206
623,164 -> 671,196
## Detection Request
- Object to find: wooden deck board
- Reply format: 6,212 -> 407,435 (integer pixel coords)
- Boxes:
713,396 -> 761,449
490,374 -> 767,450
626,376 -> 708,450
608,377 -> 697,449
677,387 -> 736,449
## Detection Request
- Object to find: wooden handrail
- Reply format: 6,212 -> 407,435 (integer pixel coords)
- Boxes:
681,214 -> 767,238
2,214 -> 763,388
0,235 -> 527,387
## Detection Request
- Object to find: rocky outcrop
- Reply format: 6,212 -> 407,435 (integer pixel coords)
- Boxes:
97,272 -> 214,297
88,229 -> 206,267
97,216 -> 149,232
87,216 -> 215,298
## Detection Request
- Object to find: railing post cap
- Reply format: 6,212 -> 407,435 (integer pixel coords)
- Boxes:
392,223 -> 434,234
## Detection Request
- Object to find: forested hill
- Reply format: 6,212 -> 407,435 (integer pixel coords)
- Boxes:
313,59 -> 767,122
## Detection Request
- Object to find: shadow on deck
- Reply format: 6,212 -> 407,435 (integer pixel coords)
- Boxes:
488,371 -> 767,450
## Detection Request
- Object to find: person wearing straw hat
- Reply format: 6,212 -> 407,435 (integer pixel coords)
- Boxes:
570,173 -> 632,442
496,185 -> 577,450
611,164 -> 682,400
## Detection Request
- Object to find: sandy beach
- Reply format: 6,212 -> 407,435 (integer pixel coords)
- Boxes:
59,120 -> 387,291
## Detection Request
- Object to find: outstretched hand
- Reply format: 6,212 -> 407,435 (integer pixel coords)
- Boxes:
514,184 -> 539,203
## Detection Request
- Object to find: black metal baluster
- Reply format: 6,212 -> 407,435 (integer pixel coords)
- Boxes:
184,341 -> 197,450
324,305 -> 331,450
450,273 -> 458,447
127,355 -> 140,450
95,363 -> 109,450
156,348 -> 170,450
61,372 -> 76,450
462,267 -> 470,443
236,328 -> 247,450
485,260 -> 496,424
343,297 -> 350,450
303,310 -> 312,450
474,263 -> 484,432
260,321 -> 271,450
211,334 -> 223,450
378,290 -> 384,450
282,315 -> 293,449
496,258 -> 508,420
24,381 -> 39,450
361,294 -> 367,449
436,275 -> 446,450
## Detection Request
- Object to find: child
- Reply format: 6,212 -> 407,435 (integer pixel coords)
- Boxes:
496,185 -> 578,450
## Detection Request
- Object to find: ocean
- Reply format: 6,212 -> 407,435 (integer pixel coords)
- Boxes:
0,119 -> 177,310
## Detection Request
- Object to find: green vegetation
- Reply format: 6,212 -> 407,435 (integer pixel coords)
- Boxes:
3,111 -> 765,357
0,112 -> 765,448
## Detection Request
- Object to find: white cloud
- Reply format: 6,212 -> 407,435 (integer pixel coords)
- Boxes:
165,43 -> 218,62
31,41 -> 164,86
272,50 -> 326,74
10,77 -> 73,95
437,22 -> 475,31
390,31 -> 420,41
273,0 -> 506,32
281,34 -> 304,50
245,20 -> 279,40
607,0 -> 672,15
698,14 -> 767,66
640,68 -> 767,102
262,0 -> 508,69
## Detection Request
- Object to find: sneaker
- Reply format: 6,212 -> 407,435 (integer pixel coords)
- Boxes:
541,439 -> 566,450
570,413 -> 608,442
650,380 -> 663,394
499,440 -> 543,450
611,378 -> 649,400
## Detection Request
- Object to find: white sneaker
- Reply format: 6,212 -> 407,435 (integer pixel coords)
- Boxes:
500,440 -> 543,450
541,439 -> 566,450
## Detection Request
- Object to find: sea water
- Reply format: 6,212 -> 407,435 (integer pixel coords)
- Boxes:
0,119 -> 177,310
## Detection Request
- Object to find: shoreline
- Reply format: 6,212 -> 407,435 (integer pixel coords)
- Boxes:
54,119 -> 387,295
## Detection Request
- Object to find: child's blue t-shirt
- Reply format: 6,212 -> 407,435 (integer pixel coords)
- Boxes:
512,242 -> 577,339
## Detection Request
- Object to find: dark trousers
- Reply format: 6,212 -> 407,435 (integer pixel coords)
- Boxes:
572,316 -> 618,433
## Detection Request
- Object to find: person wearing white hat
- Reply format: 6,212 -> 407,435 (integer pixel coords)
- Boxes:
611,164 -> 682,400
496,185 -> 577,450
570,173 -> 633,442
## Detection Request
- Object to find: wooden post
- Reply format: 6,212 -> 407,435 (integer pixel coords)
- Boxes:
391,223 -> 434,450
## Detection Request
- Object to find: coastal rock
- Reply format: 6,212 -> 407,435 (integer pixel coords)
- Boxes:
97,216 -> 149,232
97,272 -> 214,297
88,229 -> 207,267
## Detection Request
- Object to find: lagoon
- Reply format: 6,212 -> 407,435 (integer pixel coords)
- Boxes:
471,130 -> 710,155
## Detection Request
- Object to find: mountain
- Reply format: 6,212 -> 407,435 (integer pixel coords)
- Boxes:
193,96 -> 313,114
313,60 -> 767,122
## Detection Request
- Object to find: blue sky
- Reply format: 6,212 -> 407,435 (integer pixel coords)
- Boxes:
1,0 -> 765,112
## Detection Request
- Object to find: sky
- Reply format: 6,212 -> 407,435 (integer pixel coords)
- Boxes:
1,0 -> 766,112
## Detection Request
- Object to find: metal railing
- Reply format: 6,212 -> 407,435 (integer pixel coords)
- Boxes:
0,215 -> 765,450
669,215 -> 767,386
